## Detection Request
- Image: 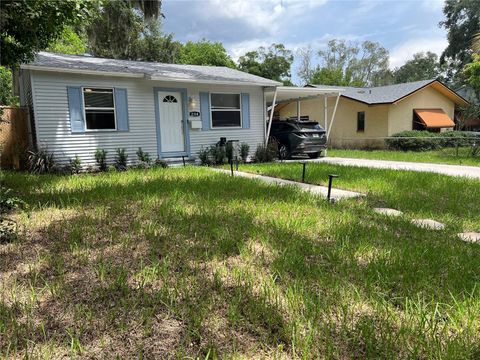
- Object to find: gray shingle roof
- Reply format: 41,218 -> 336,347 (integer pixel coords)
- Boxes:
309,79 -> 436,104
25,52 -> 281,86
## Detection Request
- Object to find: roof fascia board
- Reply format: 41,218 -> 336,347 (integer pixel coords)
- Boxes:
21,64 -> 145,78
148,74 -> 279,86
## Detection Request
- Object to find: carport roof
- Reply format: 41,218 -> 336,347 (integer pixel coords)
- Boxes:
265,86 -> 343,103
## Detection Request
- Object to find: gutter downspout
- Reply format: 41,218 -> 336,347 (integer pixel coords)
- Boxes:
265,87 -> 278,146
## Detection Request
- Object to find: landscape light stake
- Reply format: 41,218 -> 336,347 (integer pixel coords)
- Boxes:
230,160 -> 234,176
327,174 -> 339,202
182,155 -> 186,166
301,162 -> 306,183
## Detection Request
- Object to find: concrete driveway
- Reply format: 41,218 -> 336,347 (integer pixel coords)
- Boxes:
290,157 -> 480,179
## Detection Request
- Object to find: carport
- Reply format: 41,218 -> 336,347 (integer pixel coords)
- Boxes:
264,86 -> 343,146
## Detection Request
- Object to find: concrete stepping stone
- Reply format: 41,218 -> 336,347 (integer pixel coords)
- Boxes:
411,219 -> 445,230
457,232 -> 480,244
373,208 -> 403,217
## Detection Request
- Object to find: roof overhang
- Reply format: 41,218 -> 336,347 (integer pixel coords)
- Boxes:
265,86 -> 343,104
148,74 -> 280,86
21,64 -> 281,87
20,64 -> 145,78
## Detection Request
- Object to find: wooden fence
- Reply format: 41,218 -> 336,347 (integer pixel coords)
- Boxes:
0,106 -> 30,169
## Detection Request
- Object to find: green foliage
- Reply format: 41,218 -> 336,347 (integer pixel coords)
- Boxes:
153,159 -> 168,168
0,0 -> 93,66
308,40 -> 390,87
238,44 -> 293,83
27,148 -> 56,174
114,148 -> 128,171
46,26 -> 87,55
464,54 -> 480,95
86,0 -> 178,63
440,0 -> 480,83
133,25 -> 182,63
87,0 -> 144,59
198,145 -> 227,165
0,187 -> 22,214
393,52 -> 443,84
69,155 -> 82,174
95,148 -> 108,172
136,147 -> 151,164
253,142 -> 277,163
240,143 -> 250,162
178,39 -> 235,67
0,66 -> 18,106
385,131 -> 476,152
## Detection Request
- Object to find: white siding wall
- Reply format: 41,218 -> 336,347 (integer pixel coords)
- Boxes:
30,71 -> 266,165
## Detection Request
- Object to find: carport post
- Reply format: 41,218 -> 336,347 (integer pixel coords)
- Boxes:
265,87 -> 278,146
327,93 -> 340,139
324,96 -> 328,133
297,99 -> 300,121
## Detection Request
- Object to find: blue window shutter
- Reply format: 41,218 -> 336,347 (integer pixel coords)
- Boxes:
67,86 -> 85,133
200,92 -> 210,130
114,88 -> 129,131
241,93 -> 250,129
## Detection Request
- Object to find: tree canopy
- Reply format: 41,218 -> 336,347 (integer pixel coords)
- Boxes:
0,0 -> 93,66
393,52 -> 443,84
178,40 -> 235,68
238,44 -> 294,84
440,0 -> 480,83
303,40 -> 390,87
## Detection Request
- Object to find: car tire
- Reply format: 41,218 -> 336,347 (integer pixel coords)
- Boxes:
307,152 -> 320,159
278,144 -> 290,160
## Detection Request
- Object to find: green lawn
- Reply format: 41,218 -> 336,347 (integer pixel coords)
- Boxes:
328,148 -> 480,166
1,166 -> 480,358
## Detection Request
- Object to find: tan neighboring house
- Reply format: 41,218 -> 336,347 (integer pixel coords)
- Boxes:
276,79 -> 469,148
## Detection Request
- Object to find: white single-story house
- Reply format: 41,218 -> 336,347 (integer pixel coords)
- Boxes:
19,52 -> 345,165
276,79 -> 469,149
19,52 -> 283,165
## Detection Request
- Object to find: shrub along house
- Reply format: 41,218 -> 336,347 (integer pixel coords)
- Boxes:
276,79 -> 469,149
18,52 -> 282,165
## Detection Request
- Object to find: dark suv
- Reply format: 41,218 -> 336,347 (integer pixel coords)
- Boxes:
270,119 -> 327,159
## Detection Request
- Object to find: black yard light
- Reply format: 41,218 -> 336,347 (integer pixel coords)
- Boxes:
300,161 -> 307,183
182,155 -> 186,167
327,174 -> 339,203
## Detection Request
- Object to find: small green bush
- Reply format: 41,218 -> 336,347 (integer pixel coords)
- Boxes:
154,159 -> 169,168
114,148 -> 128,171
27,148 -> 56,174
198,147 -> 210,165
95,149 -> 108,172
437,131 -> 475,148
69,155 -> 82,174
198,145 -> 227,166
253,142 -> 277,163
136,147 -> 151,164
385,131 -> 441,151
240,143 -> 250,162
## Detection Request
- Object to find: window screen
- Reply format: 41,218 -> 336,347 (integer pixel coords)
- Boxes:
83,88 -> 116,130
211,93 -> 241,127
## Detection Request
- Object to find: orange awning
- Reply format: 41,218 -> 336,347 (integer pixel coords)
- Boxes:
414,109 -> 455,128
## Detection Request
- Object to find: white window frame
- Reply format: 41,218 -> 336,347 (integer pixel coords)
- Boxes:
82,87 -> 117,131
210,92 -> 242,129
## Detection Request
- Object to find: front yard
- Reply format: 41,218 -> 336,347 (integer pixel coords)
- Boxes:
328,148 -> 480,167
1,166 -> 479,358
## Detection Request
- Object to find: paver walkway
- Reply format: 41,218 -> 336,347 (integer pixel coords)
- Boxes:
212,169 -> 363,200
298,157 -> 480,179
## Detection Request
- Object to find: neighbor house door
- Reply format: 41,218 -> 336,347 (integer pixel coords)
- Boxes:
158,91 -> 185,153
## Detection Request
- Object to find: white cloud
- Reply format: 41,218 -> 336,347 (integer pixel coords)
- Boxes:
389,37 -> 448,68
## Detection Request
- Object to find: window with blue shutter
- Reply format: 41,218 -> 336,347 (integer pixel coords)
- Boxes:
241,93 -> 250,129
67,86 -> 85,133
114,88 -> 129,131
200,92 -> 210,130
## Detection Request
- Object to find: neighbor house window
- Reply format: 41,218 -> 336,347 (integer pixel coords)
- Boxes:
357,111 -> 365,132
83,88 -> 116,130
211,93 -> 241,128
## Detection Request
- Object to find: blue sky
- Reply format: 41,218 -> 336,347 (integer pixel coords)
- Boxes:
162,0 -> 447,84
